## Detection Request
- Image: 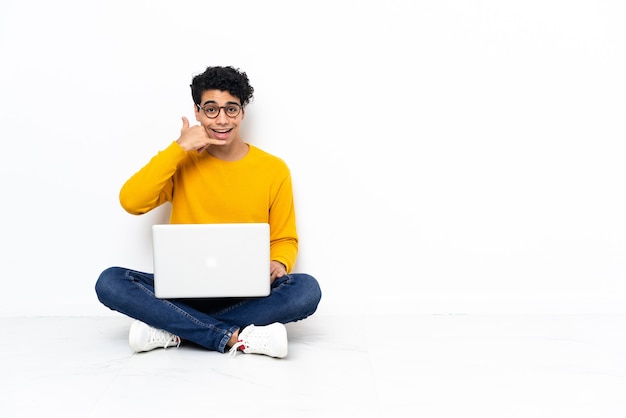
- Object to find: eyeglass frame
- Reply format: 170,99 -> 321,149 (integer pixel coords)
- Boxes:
196,101 -> 243,119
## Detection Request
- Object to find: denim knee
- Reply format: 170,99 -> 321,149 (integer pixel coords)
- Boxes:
94,266 -> 125,306
291,273 -> 322,317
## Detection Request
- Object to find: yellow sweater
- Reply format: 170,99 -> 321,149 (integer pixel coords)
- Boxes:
119,142 -> 298,272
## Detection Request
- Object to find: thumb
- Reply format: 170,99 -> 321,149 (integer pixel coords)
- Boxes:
181,116 -> 190,131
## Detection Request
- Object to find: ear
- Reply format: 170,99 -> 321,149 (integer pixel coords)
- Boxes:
194,104 -> 201,122
241,107 -> 245,120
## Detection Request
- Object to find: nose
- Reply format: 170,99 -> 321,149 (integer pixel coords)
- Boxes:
215,109 -> 229,124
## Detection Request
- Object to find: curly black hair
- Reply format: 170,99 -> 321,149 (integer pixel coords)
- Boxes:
190,66 -> 254,107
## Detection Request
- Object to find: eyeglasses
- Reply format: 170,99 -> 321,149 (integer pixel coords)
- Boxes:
197,102 -> 242,119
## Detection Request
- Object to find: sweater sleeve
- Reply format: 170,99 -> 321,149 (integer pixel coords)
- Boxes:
268,169 -> 299,273
119,141 -> 188,215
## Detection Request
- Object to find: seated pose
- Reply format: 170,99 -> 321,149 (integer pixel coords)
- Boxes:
95,66 -> 322,358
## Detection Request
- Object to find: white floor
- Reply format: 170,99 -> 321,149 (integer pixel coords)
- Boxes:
2,313 -> 625,417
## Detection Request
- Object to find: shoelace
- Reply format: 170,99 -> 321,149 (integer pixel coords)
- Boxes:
149,328 -> 181,349
228,340 -> 245,358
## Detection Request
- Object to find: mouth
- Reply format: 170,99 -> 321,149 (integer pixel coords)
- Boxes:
211,128 -> 233,140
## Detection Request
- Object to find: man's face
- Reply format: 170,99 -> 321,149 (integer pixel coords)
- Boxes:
194,89 -> 245,145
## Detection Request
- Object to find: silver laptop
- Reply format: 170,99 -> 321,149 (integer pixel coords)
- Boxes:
152,223 -> 270,299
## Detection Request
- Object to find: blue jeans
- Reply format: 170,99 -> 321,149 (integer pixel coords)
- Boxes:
95,267 -> 322,353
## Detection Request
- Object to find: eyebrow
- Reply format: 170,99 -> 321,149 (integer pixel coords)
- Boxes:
201,100 -> 241,106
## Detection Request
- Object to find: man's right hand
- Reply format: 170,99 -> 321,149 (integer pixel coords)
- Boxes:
176,116 -> 225,153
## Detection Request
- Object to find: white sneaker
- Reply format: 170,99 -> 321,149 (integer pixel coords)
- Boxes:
228,323 -> 288,358
128,320 -> 181,353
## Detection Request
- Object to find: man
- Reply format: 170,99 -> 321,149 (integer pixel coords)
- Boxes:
95,66 -> 322,358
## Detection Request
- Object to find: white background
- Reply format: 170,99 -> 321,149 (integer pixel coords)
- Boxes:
0,0 -> 624,316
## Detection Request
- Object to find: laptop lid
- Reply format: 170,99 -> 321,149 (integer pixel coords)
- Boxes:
152,223 -> 270,299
